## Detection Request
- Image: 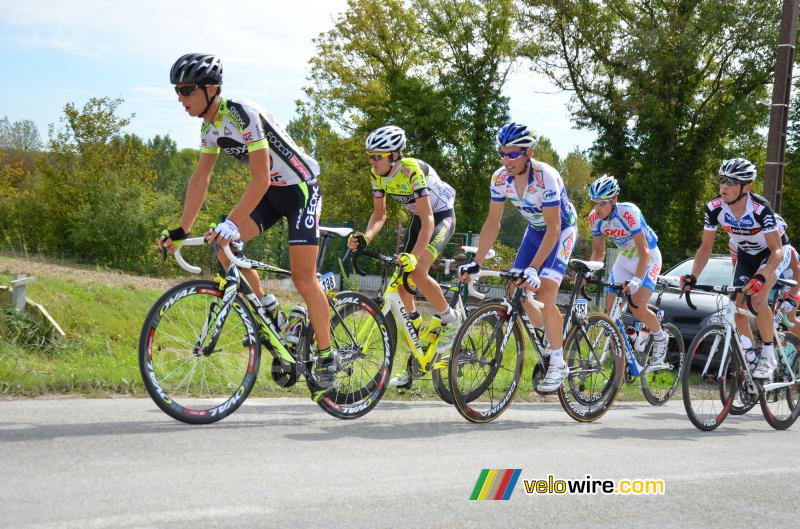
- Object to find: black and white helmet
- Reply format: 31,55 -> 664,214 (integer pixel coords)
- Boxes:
170,53 -> 223,85
718,158 -> 756,183
365,125 -> 406,152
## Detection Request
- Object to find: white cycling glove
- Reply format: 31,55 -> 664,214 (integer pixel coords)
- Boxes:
511,267 -> 540,289
213,219 -> 239,241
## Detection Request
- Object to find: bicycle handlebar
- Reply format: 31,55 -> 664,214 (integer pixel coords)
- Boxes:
351,249 -> 417,296
168,236 -> 208,274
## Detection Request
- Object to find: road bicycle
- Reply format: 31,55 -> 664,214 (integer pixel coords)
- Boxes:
139,227 -> 392,424
350,245 -> 496,404
681,277 -> 800,431
586,275 -> 685,405
448,259 -> 625,423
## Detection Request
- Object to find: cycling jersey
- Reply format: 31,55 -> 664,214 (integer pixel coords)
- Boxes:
730,213 -> 790,264
200,97 -> 320,186
589,202 -> 659,259
704,193 -> 778,255
370,158 -> 455,215
490,159 -> 577,231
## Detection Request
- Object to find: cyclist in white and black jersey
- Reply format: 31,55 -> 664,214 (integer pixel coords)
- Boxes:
158,53 -> 336,390
586,175 -> 670,364
682,158 -> 784,379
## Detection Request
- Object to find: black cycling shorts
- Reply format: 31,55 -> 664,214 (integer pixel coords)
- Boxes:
732,246 -> 770,287
250,180 -> 321,245
403,209 -> 456,258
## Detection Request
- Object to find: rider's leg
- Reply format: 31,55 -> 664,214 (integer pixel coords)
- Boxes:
288,244 -> 330,350
750,266 -> 778,378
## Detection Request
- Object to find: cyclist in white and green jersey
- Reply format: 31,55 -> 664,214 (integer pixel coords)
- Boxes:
347,125 -> 459,388
158,53 -> 336,390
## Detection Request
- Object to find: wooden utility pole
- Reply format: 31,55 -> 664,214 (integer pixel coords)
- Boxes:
763,0 -> 800,211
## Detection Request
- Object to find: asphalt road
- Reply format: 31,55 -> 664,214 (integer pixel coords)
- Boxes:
1,398 -> 798,528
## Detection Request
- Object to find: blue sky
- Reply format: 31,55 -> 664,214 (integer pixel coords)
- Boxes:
1,0 -> 595,159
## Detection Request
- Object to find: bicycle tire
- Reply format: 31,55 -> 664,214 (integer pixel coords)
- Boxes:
558,313 -> 624,422
760,332 -> 800,430
307,291 -> 393,419
682,324 -> 735,431
430,295 -> 502,404
449,302 -> 524,423
138,280 -> 260,424
641,323 -> 685,406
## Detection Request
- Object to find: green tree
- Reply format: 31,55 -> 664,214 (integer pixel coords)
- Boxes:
306,0 -> 517,233
0,117 -> 43,152
519,0 -> 780,262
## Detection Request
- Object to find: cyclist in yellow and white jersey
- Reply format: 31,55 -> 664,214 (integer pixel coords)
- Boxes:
158,53 -> 336,390
347,126 -> 458,388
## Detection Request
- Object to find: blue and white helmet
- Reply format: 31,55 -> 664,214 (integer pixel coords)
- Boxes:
365,125 -> 407,152
589,174 -> 620,200
496,122 -> 539,149
718,158 -> 756,183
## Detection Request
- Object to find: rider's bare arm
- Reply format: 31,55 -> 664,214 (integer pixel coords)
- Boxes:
475,200 -> 504,266
632,231 -> 651,281
180,152 -> 218,232
690,230 -> 716,279
590,234 -> 606,263
761,230 -> 784,280
364,195 -> 387,242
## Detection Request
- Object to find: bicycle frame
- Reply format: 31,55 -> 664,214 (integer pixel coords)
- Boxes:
701,288 -> 797,397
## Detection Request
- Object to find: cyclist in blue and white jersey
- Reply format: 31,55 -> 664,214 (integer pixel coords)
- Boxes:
157,53 -> 336,390
682,158 -> 784,379
586,175 -> 669,364
459,122 -> 578,392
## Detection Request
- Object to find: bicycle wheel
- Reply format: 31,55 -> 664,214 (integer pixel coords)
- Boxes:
431,356 -> 454,405
641,323 -> 685,406
760,332 -> 800,430
138,280 -> 260,424
449,302 -> 524,423
431,297 -> 501,405
307,291 -> 393,419
682,324 -> 736,431
558,314 -> 624,422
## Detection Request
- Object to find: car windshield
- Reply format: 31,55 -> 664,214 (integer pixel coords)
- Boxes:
666,258 -> 733,287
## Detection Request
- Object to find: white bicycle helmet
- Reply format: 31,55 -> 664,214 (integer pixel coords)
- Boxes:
365,125 -> 407,152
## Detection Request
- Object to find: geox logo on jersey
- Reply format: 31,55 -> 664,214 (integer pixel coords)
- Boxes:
223,146 -> 249,156
227,103 -> 249,129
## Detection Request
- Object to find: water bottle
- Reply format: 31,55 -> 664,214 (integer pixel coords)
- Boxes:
261,294 -> 288,331
285,305 -> 308,345
634,328 -> 650,352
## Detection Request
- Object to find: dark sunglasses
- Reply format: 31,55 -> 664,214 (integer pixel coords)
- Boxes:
368,152 -> 392,161
174,85 -> 199,97
718,176 -> 742,187
498,149 -> 526,160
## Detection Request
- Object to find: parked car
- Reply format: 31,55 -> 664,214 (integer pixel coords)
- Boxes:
621,254 -> 734,346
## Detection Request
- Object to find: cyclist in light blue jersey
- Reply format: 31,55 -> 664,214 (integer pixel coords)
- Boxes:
586,175 -> 669,364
